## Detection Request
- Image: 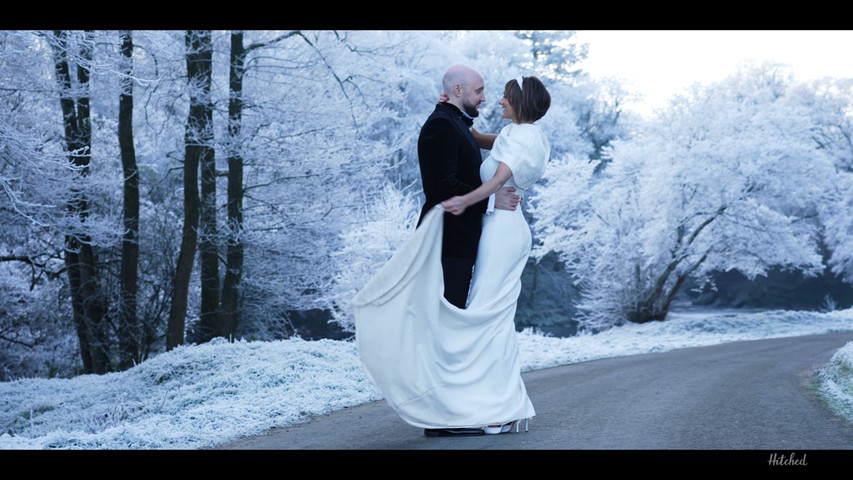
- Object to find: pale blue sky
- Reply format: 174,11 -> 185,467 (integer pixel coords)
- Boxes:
574,30 -> 853,116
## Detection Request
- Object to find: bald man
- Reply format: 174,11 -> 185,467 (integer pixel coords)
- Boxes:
417,64 -> 519,309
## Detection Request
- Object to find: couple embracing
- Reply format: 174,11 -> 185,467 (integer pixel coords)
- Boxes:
353,64 -> 552,437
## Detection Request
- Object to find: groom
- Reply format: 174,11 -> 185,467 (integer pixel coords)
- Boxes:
417,64 -> 519,310
417,64 -> 518,438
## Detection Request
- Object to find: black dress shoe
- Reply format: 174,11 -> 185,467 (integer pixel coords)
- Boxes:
424,427 -> 485,437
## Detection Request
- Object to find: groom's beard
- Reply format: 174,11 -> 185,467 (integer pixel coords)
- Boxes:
461,100 -> 480,118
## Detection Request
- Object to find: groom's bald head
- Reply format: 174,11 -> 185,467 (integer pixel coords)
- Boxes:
442,64 -> 486,117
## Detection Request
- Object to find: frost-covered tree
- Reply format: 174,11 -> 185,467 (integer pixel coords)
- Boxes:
117,30 -> 140,370
0,32 -> 81,379
823,169 -> 853,283
50,29 -> 118,373
167,30 -> 212,349
224,30 -> 412,340
792,78 -> 853,283
0,30 -> 138,375
533,62 -> 839,331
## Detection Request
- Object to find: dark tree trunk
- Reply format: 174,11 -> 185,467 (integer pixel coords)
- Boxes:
627,211 -> 720,324
217,31 -> 246,340
197,31 -> 219,342
51,30 -> 109,374
118,30 -> 140,369
167,30 -> 211,349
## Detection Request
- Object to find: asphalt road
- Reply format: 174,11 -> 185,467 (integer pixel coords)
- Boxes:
213,331 -> 853,456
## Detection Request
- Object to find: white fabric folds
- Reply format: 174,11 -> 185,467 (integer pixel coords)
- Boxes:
353,204 -> 535,429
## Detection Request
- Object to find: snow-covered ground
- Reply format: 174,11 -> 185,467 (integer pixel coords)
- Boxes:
1,308 -> 852,450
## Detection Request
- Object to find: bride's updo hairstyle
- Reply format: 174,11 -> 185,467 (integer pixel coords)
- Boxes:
505,75 -> 551,124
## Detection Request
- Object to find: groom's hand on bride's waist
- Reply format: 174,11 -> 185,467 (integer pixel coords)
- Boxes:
495,187 -> 519,211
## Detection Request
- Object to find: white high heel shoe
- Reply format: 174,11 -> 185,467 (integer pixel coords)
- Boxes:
484,419 -> 529,434
483,423 -> 507,435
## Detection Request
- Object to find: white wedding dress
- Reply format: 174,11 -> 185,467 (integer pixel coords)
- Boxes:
353,123 -> 549,429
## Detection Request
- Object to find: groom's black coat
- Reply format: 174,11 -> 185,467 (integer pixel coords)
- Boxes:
417,102 -> 489,262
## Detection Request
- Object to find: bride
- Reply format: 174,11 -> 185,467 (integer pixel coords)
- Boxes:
354,75 -> 551,436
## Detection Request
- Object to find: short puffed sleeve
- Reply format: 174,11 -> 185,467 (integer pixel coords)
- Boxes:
489,123 -> 550,190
